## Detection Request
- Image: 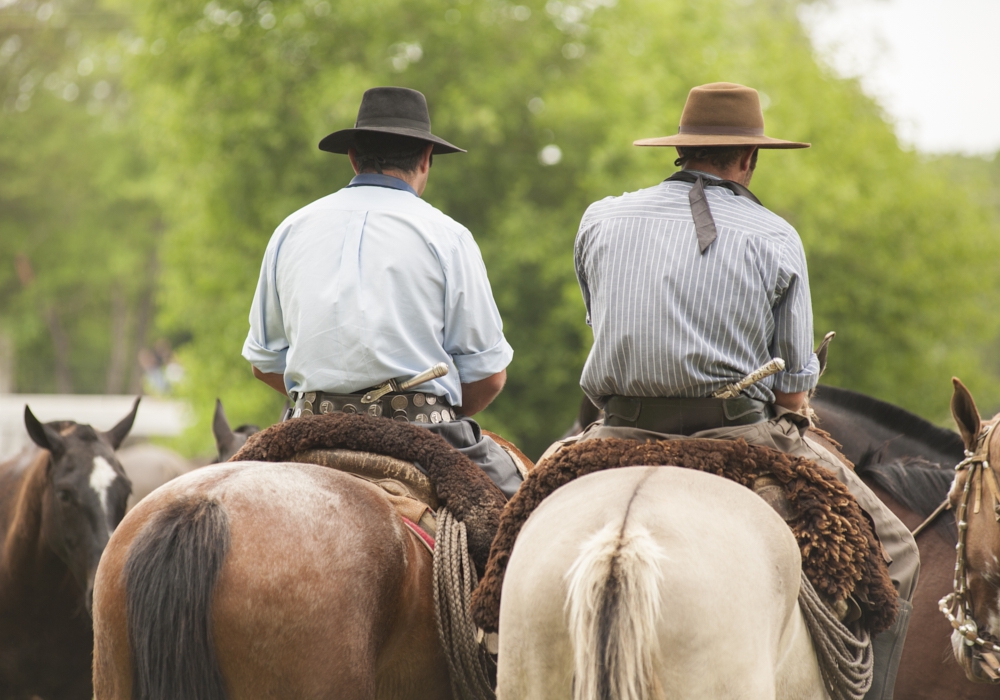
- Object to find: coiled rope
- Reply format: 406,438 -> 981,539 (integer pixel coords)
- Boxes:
432,508 -> 496,700
798,572 -> 873,700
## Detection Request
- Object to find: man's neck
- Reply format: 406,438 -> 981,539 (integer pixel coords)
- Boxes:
683,164 -> 741,183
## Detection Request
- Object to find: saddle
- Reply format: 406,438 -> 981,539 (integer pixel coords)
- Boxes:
471,437 -> 898,637
292,448 -> 439,539
230,412 -> 507,575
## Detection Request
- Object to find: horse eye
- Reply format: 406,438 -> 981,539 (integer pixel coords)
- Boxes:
57,489 -> 73,503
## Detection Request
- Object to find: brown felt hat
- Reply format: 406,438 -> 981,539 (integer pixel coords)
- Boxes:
634,82 -> 809,149
319,86 -> 465,155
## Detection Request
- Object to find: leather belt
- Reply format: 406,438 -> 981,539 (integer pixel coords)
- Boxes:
604,395 -> 774,435
290,390 -> 458,424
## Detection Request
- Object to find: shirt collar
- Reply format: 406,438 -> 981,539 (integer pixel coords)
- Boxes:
347,173 -> 418,196
684,169 -> 723,181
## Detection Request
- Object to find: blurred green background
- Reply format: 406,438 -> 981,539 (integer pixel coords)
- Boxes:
3,0 -> 1000,458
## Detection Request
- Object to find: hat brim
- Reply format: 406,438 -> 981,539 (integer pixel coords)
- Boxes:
634,134 -> 809,149
319,126 -> 466,155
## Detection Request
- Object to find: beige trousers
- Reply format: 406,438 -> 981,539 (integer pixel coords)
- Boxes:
547,407 -> 919,602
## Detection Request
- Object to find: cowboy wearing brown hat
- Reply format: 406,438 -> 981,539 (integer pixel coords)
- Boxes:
242,86 -> 523,498
570,82 -> 916,699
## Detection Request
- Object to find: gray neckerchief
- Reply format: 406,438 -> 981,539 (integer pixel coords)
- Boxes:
665,170 -> 762,254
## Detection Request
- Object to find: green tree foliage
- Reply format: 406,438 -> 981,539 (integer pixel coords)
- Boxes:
0,0 -> 161,395
5,0 -> 1000,456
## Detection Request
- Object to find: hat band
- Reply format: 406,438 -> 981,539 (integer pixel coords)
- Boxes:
678,125 -> 765,136
355,116 -> 431,131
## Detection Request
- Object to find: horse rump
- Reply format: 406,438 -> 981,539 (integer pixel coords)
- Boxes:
123,498 -> 230,700
565,520 -> 666,700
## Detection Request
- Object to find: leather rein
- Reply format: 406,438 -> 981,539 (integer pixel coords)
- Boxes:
939,422 -> 1000,682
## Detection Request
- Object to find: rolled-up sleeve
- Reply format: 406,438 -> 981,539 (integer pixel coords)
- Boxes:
441,230 -> 513,383
771,240 -> 820,393
242,228 -> 290,375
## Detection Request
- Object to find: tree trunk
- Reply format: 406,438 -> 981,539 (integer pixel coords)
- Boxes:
128,230 -> 161,395
44,305 -> 73,394
105,283 -> 131,394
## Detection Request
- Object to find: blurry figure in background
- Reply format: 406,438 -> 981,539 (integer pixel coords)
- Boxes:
137,338 -> 184,395
242,87 -> 521,497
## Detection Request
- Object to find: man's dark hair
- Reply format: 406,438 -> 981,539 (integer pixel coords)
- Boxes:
674,145 -> 758,171
352,132 -> 430,174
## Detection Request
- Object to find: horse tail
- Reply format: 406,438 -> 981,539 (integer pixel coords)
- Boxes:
565,519 -> 666,700
124,498 -> 230,700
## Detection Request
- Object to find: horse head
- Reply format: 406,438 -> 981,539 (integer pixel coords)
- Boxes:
212,398 -> 259,463
23,399 -> 137,617
946,378 -> 1000,683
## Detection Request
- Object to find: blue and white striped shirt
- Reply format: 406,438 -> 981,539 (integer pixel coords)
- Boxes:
575,173 -> 820,407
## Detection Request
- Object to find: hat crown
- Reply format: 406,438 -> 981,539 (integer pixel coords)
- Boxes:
355,87 -> 432,131
679,82 -> 764,134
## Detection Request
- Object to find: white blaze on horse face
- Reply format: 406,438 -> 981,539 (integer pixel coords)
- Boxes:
90,456 -> 119,534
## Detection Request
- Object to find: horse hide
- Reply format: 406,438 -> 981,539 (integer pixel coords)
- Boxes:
231,413 -> 506,575
471,437 -> 897,636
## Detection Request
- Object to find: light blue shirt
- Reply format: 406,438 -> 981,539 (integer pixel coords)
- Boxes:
575,173 -> 819,407
243,174 -> 513,406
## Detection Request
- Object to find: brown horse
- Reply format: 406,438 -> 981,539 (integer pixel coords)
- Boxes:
811,385 -> 989,699
93,459 -> 452,700
943,378 -> 1000,687
0,401 -> 137,700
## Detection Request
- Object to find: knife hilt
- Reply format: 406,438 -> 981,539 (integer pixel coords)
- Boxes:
361,363 -> 450,404
712,358 -> 785,399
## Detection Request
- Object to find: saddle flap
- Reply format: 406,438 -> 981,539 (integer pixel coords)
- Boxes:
290,448 -> 440,509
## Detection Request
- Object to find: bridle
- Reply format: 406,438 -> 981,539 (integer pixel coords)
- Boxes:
939,421 -> 1000,682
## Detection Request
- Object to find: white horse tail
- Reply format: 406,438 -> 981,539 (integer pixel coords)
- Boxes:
565,519 -> 666,700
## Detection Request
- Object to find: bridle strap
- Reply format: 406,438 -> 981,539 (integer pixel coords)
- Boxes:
940,422 -> 1000,682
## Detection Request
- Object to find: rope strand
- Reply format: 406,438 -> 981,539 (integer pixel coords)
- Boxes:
798,572 -> 873,700
432,508 -> 496,700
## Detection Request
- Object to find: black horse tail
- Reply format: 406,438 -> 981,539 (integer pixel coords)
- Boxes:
124,498 -> 230,700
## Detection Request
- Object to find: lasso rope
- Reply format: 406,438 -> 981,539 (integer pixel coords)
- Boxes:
432,508 -> 496,700
798,572 -> 873,700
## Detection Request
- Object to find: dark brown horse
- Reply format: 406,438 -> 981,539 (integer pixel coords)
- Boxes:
811,385 -> 992,699
0,401 -> 137,700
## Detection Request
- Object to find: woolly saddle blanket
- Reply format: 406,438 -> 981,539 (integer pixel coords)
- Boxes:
230,413 -> 507,576
470,437 -> 898,636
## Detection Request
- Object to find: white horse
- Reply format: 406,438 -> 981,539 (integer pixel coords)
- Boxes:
496,466 -> 829,700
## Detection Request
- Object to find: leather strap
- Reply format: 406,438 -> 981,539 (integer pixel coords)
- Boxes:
665,170 -> 761,254
604,395 -> 773,435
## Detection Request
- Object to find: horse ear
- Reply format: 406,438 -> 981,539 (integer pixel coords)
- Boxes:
815,331 -> 836,378
24,405 -> 64,456
951,377 -> 982,451
104,397 -> 140,450
212,399 -> 236,457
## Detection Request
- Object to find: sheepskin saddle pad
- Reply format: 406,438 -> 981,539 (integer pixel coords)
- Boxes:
231,413 -> 506,576
470,437 -> 898,636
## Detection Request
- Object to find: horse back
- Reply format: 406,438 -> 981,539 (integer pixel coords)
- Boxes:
94,461 -> 447,700
497,467 -> 823,700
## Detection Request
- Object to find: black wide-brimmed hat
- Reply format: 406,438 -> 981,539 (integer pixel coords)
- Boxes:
318,87 -> 465,155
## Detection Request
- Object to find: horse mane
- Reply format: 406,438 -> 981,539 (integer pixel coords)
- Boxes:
856,456 -> 956,543
814,385 -> 965,459
2,449 -> 50,564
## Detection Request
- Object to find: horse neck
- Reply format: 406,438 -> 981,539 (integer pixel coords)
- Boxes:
1,450 -> 54,583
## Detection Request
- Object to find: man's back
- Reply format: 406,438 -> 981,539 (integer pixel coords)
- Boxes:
575,178 -> 818,405
244,180 -> 511,406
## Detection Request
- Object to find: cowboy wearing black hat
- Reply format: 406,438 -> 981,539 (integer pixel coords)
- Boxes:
566,82 -> 916,699
242,87 -> 523,498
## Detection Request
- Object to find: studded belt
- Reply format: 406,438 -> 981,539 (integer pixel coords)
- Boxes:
290,390 -> 458,424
